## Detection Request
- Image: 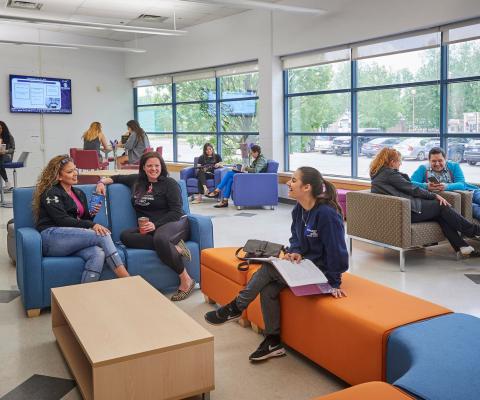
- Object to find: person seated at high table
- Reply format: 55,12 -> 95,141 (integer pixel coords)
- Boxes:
206,144 -> 267,208
205,166 -> 348,361
33,155 -> 130,283
0,120 -> 15,192
96,151 -> 196,301
116,120 -> 150,166
410,146 -> 480,221
370,147 -> 480,258
82,121 -> 110,161
192,142 -> 223,204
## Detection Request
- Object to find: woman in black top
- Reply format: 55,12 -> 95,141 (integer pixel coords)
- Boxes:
0,121 -> 15,191
96,151 -> 196,301
192,143 -> 222,204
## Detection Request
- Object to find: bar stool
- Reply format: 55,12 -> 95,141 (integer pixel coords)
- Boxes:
1,151 -> 29,208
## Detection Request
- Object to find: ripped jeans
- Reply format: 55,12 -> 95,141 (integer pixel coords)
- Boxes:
41,227 -> 123,283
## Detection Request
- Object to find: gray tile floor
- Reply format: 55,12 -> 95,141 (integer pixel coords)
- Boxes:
1,193 -> 479,399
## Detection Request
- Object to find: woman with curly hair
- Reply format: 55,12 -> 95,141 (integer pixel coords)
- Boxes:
370,147 -> 480,258
82,121 -> 110,161
33,155 -> 130,283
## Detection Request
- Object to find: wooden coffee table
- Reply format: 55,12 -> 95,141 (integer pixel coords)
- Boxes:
51,276 -> 214,400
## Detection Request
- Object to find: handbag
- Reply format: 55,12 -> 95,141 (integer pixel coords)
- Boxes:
235,239 -> 284,271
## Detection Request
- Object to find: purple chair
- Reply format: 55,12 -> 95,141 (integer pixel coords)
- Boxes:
231,160 -> 279,209
180,157 -> 225,199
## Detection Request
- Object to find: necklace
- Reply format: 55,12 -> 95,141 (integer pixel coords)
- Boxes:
301,208 -> 311,227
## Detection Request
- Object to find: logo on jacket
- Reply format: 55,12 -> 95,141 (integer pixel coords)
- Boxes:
305,226 -> 318,238
46,196 -> 59,204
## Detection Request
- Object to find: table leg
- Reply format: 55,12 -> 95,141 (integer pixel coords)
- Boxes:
202,392 -> 210,400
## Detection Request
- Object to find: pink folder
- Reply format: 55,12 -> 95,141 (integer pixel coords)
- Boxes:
290,283 -> 333,296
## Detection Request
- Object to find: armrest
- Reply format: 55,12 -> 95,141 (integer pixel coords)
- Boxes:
346,191 -> 411,248
15,227 -> 44,310
438,191 -> 461,213
454,190 -> 473,221
188,214 -> 214,251
180,167 -> 195,181
233,172 -> 278,186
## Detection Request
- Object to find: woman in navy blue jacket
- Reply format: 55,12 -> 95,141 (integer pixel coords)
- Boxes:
205,166 -> 348,362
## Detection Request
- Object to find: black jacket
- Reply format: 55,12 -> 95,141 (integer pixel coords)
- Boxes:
371,167 -> 436,213
36,184 -> 95,232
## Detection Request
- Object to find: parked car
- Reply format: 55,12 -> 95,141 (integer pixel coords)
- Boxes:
333,137 -> 372,155
394,138 -> 432,160
314,136 -> 335,153
464,140 -> 480,166
423,138 -> 470,163
361,137 -> 402,158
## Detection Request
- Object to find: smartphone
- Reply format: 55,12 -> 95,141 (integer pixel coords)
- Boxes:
428,176 -> 439,184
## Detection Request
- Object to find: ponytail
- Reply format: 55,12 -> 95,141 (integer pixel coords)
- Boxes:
319,180 -> 343,217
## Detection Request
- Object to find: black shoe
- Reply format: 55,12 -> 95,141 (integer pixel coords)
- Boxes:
249,335 -> 286,362
213,200 -> 228,208
204,300 -> 241,325
468,251 -> 480,258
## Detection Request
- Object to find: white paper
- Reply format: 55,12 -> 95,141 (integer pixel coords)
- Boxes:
247,257 -> 328,287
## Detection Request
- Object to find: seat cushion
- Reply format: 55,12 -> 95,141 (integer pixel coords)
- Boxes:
201,247 -> 263,285
410,221 -> 445,246
386,313 -> 480,400
311,382 -> 412,400
260,273 -> 451,385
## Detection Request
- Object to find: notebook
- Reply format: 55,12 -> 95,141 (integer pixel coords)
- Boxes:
290,283 -> 334,296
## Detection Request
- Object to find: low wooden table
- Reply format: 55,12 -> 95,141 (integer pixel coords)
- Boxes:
78,169 -> 138,177
52,277 -> 214,400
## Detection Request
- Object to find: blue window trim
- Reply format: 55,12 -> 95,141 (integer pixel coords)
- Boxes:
133,75 -> 260,163
284,44 -> 480,177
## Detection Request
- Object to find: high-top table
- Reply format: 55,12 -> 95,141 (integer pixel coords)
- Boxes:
52,276 -> 214,400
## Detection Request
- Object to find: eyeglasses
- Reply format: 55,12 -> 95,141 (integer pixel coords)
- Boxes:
60,155 -> 73,165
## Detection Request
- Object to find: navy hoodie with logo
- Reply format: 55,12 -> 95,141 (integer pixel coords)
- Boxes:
288,203 -> 348,288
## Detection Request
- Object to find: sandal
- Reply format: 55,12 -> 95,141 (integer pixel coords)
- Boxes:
177,239 -> 192,262
205,190 -> 220,198
214,200 -> 229,208
171,280 -> 196,301
192,198 -> 202,204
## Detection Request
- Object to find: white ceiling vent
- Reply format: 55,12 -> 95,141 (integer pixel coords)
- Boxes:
6,0 -> 43,10
137,14 -> 168,23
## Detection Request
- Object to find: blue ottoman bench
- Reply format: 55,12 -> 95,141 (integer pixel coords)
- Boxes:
386,313 -> 480,400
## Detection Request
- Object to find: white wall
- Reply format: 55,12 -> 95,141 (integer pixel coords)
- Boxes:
124,0 -> 480,170
0,27 -> 132,186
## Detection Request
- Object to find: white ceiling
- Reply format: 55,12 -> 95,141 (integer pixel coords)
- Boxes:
0,0 -> 287,41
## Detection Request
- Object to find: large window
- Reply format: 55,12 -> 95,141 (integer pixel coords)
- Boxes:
134,65 -> 259,163
284,24 -> 480,182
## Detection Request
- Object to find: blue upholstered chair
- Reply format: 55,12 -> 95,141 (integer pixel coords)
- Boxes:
180,157 -> 225,199
13,181 -> 213,317
231,159 -> 279,209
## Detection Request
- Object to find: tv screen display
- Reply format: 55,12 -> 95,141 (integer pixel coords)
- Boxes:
9,74 -> 72,114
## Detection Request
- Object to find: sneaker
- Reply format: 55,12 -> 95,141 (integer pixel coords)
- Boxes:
249,335 -> 286,362
204,300 -> 241,325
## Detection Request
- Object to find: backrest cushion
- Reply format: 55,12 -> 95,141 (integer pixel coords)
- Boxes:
266,160 -> 279,173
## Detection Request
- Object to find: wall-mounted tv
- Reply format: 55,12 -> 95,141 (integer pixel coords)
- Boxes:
9,74 -> 72,114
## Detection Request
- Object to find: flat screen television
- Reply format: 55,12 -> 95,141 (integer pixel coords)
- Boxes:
9,74 -> 72,114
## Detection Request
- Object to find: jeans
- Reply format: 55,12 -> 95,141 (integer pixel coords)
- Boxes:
412,199 -> 480,251
120,216 -> 190,274
216,170 -> 239,199
41,227 -> 123,283
473,189 -> 480,220
197,170 -> 214,194
235,263 -> 287,336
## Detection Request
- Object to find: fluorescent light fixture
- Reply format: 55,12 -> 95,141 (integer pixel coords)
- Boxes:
0,39 -> 146,53
184,0 -> 327,15
0,13 -> 187,36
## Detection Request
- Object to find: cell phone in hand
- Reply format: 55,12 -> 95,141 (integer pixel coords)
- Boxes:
428,176 -> 439,184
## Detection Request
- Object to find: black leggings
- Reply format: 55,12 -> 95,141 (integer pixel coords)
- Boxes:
197,170 -> 214,194
412,199 -> 480,251
0,154 -> 11,182
120,217 -> 190,274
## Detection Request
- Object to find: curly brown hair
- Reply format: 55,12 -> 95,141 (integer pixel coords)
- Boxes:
32,155 -> 72,220
369,147 -> 402,177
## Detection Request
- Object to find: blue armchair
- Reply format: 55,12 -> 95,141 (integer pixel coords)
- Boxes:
231,160 -> 279,209
13,181 -> 213,317
180,157 -> 225,198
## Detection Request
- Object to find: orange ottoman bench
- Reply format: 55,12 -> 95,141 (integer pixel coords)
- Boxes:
311,382 -> 412,400
201,247 -> 262,326
246,272 -> 451,385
